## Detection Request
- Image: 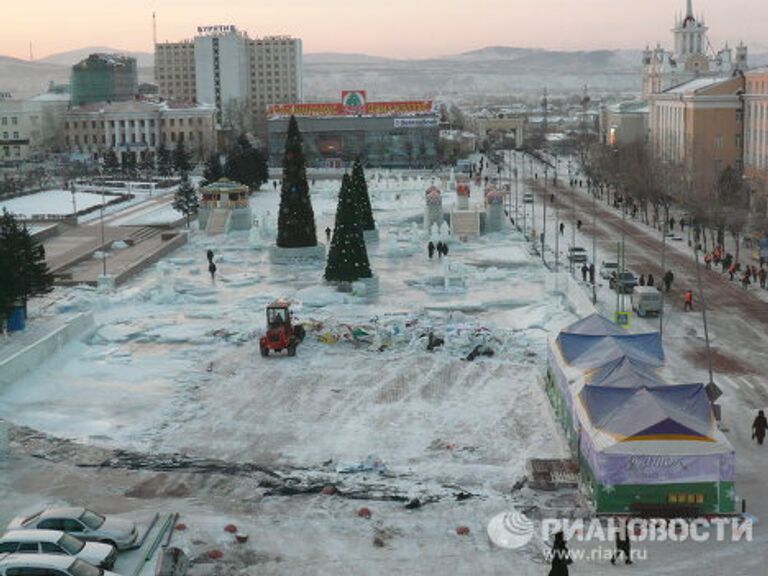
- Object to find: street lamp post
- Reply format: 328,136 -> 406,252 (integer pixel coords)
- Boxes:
543,165 -> 548,264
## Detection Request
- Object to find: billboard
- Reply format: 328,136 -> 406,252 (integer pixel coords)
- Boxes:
342,90 -> 367,114
394,117 -> 439,128
267,92 -> 435,118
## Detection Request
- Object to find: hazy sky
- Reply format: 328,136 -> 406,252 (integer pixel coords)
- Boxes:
4,0 -> 766,60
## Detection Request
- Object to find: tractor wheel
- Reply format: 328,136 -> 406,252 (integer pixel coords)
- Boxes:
260,344 -> 269,357
294,325 -> 306,342
287,342 -> 297,357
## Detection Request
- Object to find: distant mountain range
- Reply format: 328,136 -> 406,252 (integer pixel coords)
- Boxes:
1,44 -> 766,101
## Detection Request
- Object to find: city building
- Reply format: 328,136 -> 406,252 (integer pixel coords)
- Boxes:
648,75 -> 744,196
0,91 -> 69,161
70,54 -> 139,106
466,113 -> 525,149
266,91 -> 439,168
744,68 -> 768,211
642,0 -> 747,98
599,101 -> 649,146
155,26 -> 302,128
63,99 -> 217,164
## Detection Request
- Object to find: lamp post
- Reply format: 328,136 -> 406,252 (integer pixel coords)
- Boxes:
542,165 -> 548,263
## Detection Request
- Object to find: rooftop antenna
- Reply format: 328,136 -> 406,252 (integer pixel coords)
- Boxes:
152,12 -> 157,46
29,42 -> 33,61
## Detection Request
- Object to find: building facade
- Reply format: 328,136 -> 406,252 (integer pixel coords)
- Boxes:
642,0 -> 747,98
744,68 -> 768,209
649,75 -> 744,197
155,26 -> 302,128
267,92 -> 438,168
599,101 -> 649,146
0,92 -> 69,162
63,100 -> 217,164
71,54 -> 139,106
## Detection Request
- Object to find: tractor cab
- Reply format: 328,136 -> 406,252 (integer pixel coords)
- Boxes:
260,300 -> 305,357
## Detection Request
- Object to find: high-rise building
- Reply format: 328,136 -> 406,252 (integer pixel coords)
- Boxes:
70,54 -> 138,106
155,26 -> 302,129
641,0 -> 747,98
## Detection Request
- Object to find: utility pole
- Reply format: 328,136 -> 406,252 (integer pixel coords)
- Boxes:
694,248 -> 715,388
543,165 -> 548,264
659,218 -> 667,338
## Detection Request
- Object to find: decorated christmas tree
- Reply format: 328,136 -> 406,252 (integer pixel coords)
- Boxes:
324,174 -> 372,282
277,116 -> 317,248
350,159 -> 376,231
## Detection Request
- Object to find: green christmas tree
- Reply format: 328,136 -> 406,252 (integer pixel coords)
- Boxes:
172,173 -> 199,228
324,174 -> 372,282
277,116 -> 317,248
225,134 -> 268,190
173,139 -> 192,175
202,153 -> 224,186
157,142 -> 173,177
350,159 -> 376,231
103,148 -> 119,174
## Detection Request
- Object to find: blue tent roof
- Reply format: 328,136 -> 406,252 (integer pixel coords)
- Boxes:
557,332 -> 664,368
579,384 -> 714,442
587,356 -> 666,388
561,313 -> 624,336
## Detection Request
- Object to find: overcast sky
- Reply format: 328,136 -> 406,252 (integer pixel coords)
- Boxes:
4,0 -> 766,60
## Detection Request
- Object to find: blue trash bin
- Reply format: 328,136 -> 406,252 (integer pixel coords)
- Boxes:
6,306 -> 26,332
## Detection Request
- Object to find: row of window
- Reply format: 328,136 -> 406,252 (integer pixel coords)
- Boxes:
66,130 -> 207,147
0,116 -> 18,126
1,132 -> 20,139
65,117 -> 207,130
2,145 -> 22,157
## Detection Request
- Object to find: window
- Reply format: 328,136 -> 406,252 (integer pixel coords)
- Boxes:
62,518 -> 85,532
17,541 -> 40,553
1,117 -> 7,125
41,542 -> 66,555
737,109 -> 744,123
0,542 -> 19,553
714,135 -> 723,149
736,134 -> 743,148
11,117 -> 17,125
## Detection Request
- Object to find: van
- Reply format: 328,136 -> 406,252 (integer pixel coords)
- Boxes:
631,286 -> 662,317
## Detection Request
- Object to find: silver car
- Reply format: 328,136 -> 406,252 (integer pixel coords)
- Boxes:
7,508 -> 138,551
0,530 -> 116,569
0,553 -> 122,576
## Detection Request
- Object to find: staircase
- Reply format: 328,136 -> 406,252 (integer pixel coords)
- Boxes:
206,209 -> 229,235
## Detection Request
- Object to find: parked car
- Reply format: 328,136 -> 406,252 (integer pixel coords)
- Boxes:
522,192 -> 534,204
631,286 -> 662,317
8,509 -> 137,551
600,261 -> 619,280
609,271 -> 639,294
567,247 -> 588,263
0,531 -> 116,569
0,553 -> 121,576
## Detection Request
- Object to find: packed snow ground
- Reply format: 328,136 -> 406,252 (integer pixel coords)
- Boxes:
1,171 -> 763,575
0,189 -> 112,217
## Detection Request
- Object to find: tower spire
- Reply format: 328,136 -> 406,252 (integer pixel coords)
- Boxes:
686,0 -> 693,19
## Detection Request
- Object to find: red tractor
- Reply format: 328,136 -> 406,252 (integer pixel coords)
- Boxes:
260,300 -> 306,357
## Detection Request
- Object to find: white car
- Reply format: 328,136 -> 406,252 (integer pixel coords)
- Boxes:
522,192 -> 534,204
0,530 -> 116,569
600,261 -> 619,280
8,508 -> 137,551
0,553 -> 121,576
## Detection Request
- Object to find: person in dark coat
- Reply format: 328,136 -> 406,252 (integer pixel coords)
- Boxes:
647,274 -> 655,287
206,249 -> 214,263
442,243 -> 449,257
753,410 -> 768,445
325,227 -> 332,243
581,264 -> 588,282
208,261 -> 217,280
559,222 -> 565,236
548,531 -> 572,576
428,241 -> 435,259
588,263 -> 595,284
577,219 -> 582,230
611,524 -> 633,565
436,241 -> 444,259
639,274 -> 646,286
663,270 -> 674,292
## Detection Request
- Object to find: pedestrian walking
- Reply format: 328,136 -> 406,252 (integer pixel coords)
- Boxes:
576,219 -> 582,231
325,226 -> 332,243
548,531 -> 572,576
559,222 -> 565,236
610,524 -> 633,565
442,243 -> 449,257
208,261 -> 217,280
704,253 -> 712,270
436,241 -> 444,259
753,410 -> 768,445
639,274 -> 646,286
647,274 -> 655,287
550,193 -> 555,204
742,271 -> 751,290
728,263 -> 736,281
588,263 -> 595,284
759,267 -> 767,289
273,180 -> 278,191
428,241 -> 435,259
663,269 -> 674,292
683,289 -> 693,312
581,264 -> 588,282
680,217 -> 686,231
206,249 -> 214,263
669,216 -> 676,231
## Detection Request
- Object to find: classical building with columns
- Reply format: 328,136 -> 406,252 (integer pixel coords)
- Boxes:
63,99 -> 217,164
642,0 -> 747,99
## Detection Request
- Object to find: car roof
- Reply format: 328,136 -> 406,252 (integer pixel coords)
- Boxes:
38,507 -> 86,521
1,530 -> 64,543
0,553 -> 74,568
